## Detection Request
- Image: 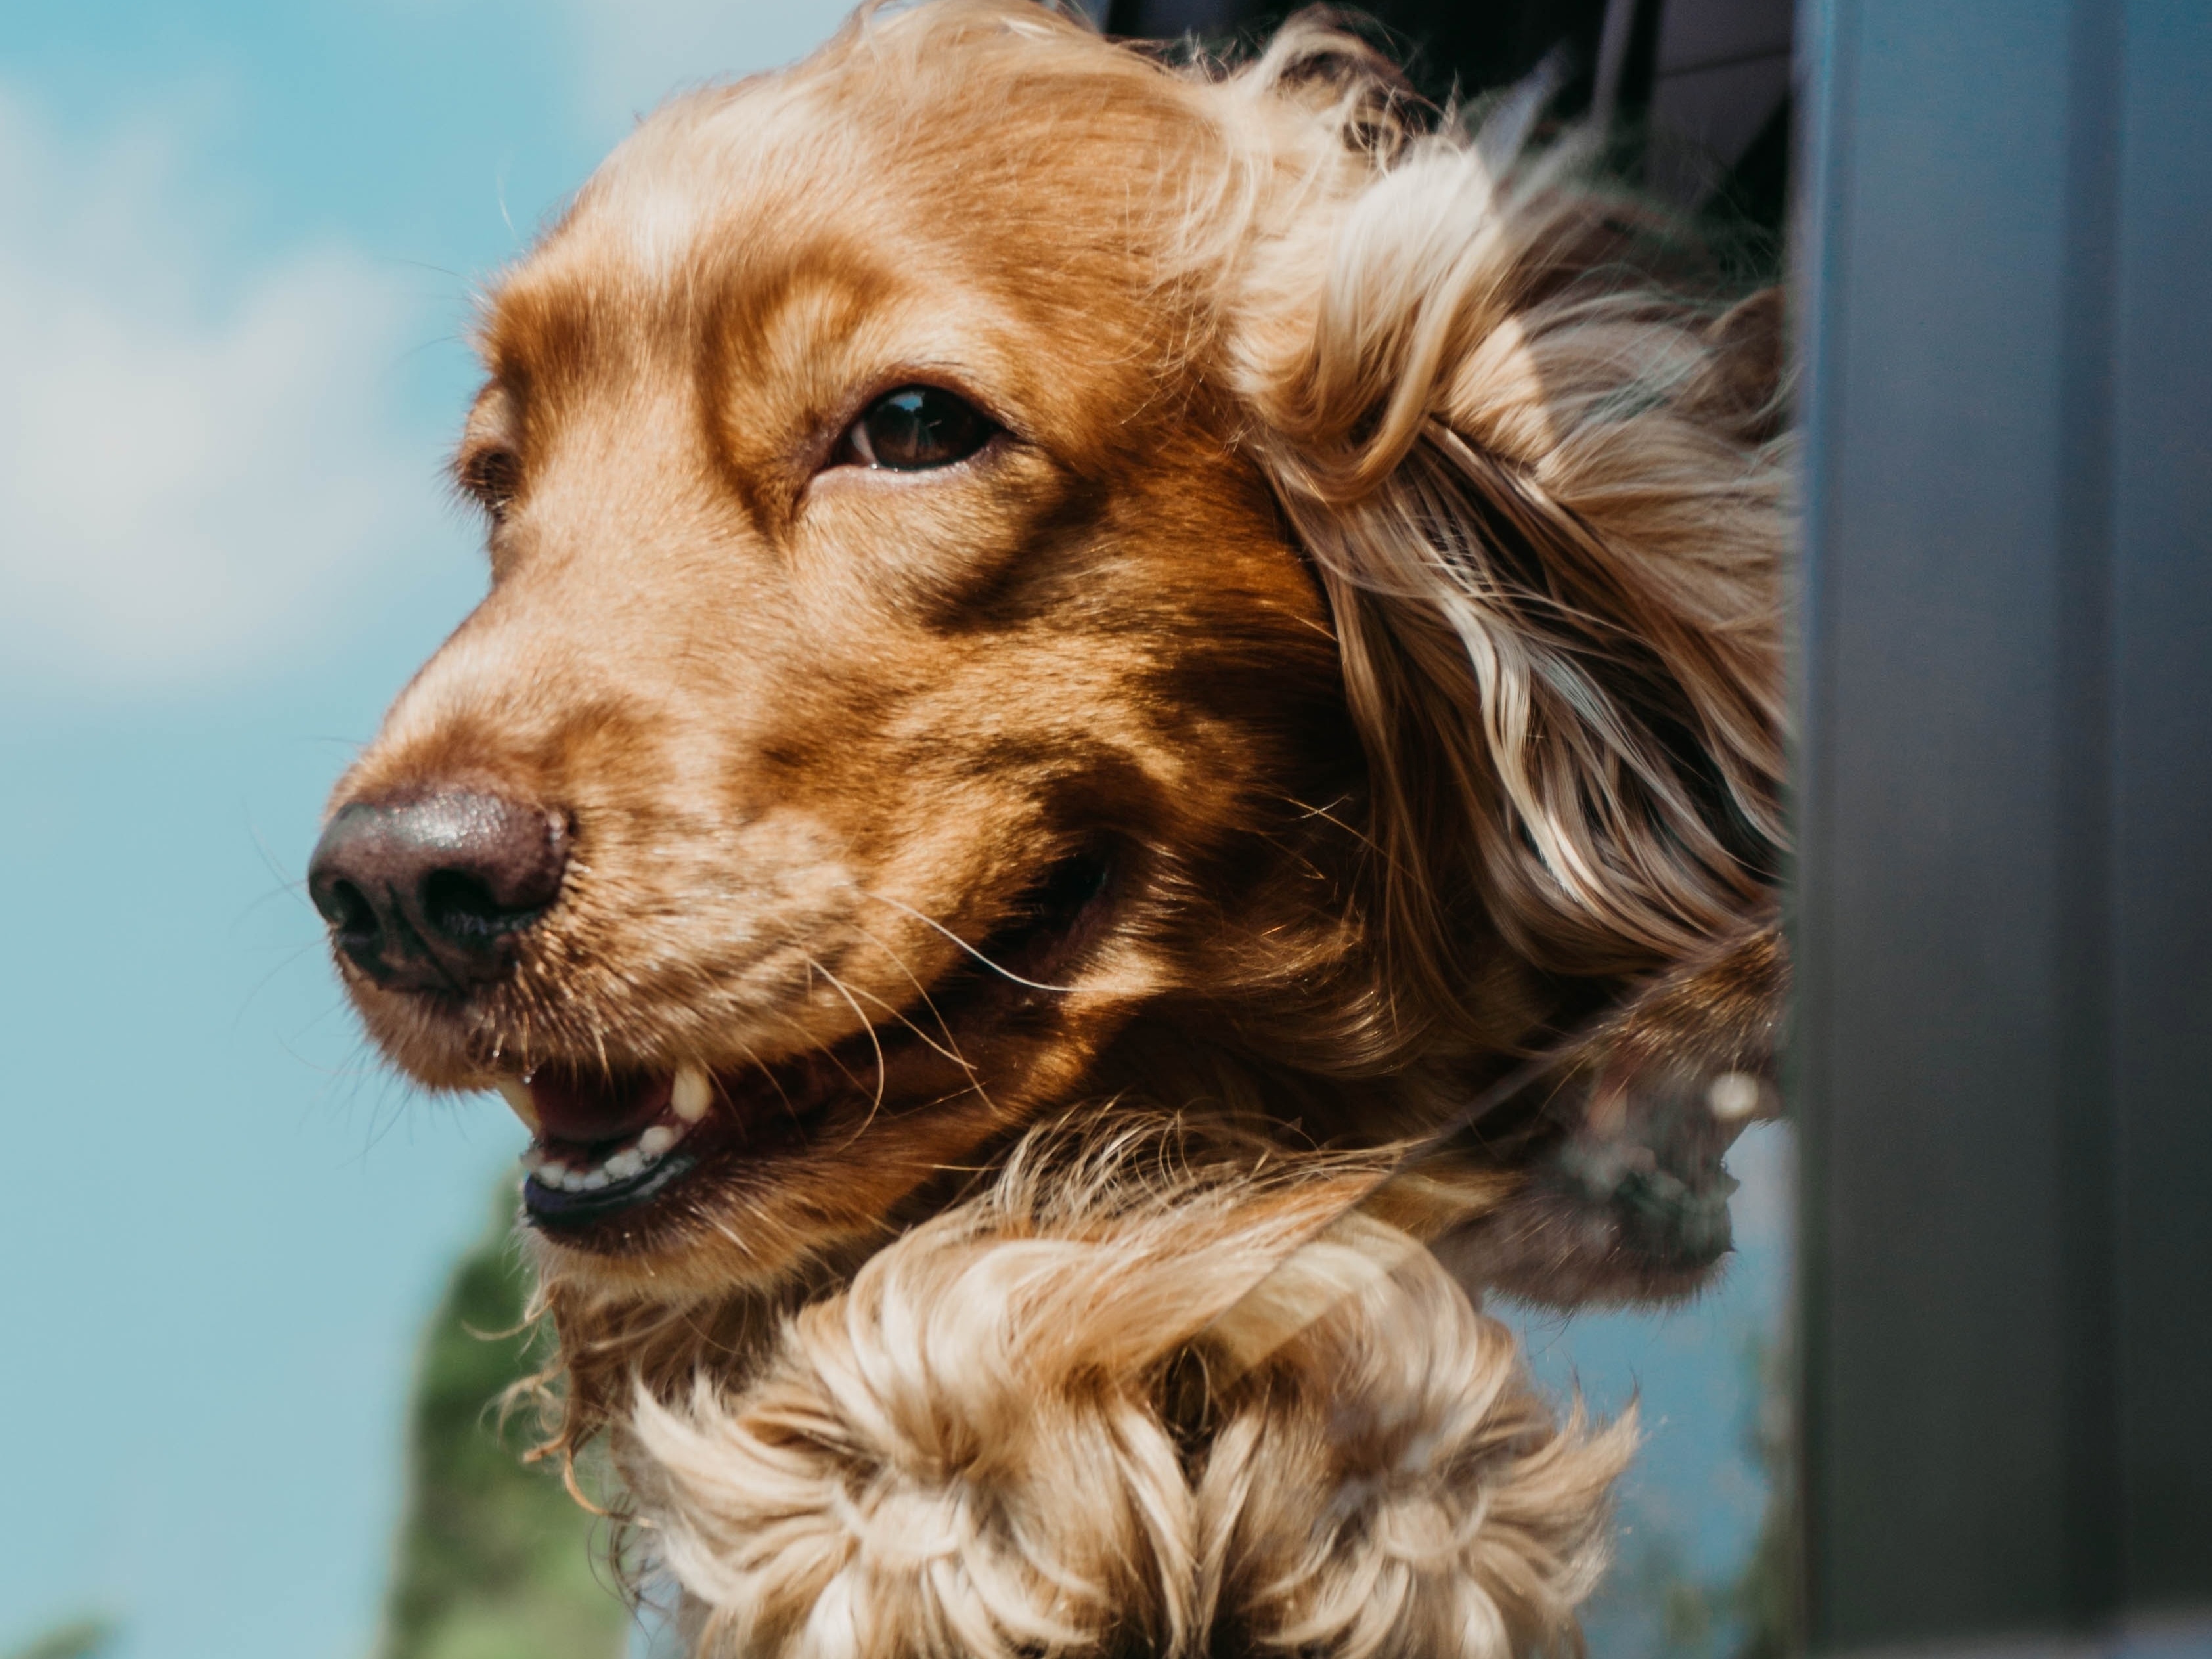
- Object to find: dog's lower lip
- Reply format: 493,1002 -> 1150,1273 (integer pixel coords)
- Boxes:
520,1080 -> 719,1229
525,1149 -> 699,1226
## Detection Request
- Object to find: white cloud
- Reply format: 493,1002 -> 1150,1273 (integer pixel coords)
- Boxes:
0,91 -> 448,692
0,0 -> 855,696
557,0 -> 855,132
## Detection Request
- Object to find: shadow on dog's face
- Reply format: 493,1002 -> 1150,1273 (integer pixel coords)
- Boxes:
310,9 -> 1788,1310
315,66 -> 1363,1295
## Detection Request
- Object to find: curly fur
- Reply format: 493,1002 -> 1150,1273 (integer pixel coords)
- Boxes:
316,1 -> 1792,1650
621,1128 -> 1633,1659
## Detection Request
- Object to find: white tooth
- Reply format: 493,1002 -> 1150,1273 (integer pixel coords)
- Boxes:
672,1064 -> 711,1123
639,1125 -> 677,1157
495,1077 -> 539,1132
604,1149 -> 643,1181
558,1166 -> 587,1191
579,1168 -> 611,1191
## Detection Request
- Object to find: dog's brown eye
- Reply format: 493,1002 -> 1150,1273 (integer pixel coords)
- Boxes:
841,386 -> 993,470
458,447 -> 521,521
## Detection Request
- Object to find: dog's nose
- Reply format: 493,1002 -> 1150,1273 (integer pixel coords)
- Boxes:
307,792 -> 568,991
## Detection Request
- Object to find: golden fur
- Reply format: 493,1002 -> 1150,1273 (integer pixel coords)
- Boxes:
319,2 -> 1790,1650
627,1128 -> 1634,1659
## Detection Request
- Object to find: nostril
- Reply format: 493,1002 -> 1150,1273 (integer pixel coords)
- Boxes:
321,877 -> 380,948
422,867 -> 543,940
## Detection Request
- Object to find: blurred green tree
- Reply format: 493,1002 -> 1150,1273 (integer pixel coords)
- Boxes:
375,1193 -> 630,1659
1596,1331 -> 1796,1659
0,1616 -> 118,1659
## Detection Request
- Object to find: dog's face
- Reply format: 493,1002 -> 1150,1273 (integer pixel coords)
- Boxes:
312,5 -> 1788,1319
313,51 -> 1363,1291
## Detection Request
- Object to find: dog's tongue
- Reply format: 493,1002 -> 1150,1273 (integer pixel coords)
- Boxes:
529,1067 -> 675,1146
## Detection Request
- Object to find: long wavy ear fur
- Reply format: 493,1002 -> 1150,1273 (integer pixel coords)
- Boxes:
1225,43 -> 1790,987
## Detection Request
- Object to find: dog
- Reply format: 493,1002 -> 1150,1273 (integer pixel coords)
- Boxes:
309,4 -> 1790,1652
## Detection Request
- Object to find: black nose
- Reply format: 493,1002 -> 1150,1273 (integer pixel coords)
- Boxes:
307,791 -> 569,992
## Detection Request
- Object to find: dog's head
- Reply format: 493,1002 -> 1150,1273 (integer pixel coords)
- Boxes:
311,1 -> 1787,1313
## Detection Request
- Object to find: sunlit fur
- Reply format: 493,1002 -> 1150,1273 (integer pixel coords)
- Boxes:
623,1126 -> 1634,1659
322,0 -> 1790,1650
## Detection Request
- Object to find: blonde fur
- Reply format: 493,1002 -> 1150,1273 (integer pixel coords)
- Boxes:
319,1 -> 1792,1650
1208,19 -> 1788,983
623,1128 -> 1633,1658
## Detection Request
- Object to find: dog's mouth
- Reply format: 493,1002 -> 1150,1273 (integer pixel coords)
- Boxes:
510,850 -> 1117,1239
508,1065 -> 711,1226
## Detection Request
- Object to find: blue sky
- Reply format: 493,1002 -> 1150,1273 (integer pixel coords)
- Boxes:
0,4 -> 852,1654
0,6 -> 1789,1655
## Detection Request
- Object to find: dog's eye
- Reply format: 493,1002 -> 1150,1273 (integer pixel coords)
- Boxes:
839,386 -> 994,470
458,447 -> 521,522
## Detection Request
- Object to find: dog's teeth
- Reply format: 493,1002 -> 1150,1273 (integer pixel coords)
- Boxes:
672,1063 -> 711,1123
495,1077 -> 539,1131
520,1097 -> 696,1198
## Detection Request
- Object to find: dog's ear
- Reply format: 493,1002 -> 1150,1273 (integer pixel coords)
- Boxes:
1230,135 -> 1791,989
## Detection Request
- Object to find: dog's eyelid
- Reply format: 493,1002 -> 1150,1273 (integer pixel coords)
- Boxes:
456,444 -> 523,523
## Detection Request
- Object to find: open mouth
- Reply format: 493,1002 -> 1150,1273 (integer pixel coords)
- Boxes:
510,850 -> 1116,1237
510,1065 -> 713,1224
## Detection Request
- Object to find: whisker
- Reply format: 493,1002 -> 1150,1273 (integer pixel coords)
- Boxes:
801,956 -> 889,1137
837,921 -> 976,1071
850,887 -> 1087,995
229,937 -> 333,1036
765,1000 -> 873,1095
735,1039 -> 807,1136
